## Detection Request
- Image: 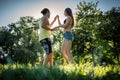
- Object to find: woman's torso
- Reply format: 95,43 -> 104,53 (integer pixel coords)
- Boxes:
63,16 -> 74,41
63,16 -> 73,33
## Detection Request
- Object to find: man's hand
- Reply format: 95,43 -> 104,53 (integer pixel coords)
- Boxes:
54,15 -> 59,21
51,27 -> 59,31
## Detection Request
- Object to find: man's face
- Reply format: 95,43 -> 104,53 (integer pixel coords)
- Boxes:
47,11 -> 50,18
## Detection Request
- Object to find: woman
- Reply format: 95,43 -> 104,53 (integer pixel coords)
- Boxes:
39,8 -> 58,66
57,8 -> 74,63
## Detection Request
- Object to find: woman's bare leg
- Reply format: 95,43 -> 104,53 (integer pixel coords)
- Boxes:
61,40 -> 69,63
62,40 -> 74,63
67,40 -> 74,63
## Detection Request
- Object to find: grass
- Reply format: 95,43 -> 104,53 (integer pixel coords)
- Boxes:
0,63 -> 120,80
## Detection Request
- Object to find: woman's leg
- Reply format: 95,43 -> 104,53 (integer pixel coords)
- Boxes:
61,40 -> 69,63
62,40 -> 74,63
66,40 -> 74,63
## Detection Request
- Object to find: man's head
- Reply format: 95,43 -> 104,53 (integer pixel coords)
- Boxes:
41,8 -> 50,18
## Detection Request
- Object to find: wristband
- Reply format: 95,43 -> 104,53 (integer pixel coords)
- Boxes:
50,29 -> 53,31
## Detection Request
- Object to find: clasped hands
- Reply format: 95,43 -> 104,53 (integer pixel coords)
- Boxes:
51,15 -> 60,31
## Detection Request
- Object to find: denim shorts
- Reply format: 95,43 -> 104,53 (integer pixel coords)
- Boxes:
40,38 -> 52,54
64,31 -> 74,41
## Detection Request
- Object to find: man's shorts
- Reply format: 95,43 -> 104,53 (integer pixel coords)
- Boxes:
40,38 -> 52,54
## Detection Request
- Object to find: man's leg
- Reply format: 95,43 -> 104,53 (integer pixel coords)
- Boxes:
48,52 -> 53,66
43,38 -> 53,66
43,54 -> 49,66
43,53 -> 53,66
47,38 -> 53,66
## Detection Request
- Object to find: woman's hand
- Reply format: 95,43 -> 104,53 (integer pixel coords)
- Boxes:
56,15 -> 59,19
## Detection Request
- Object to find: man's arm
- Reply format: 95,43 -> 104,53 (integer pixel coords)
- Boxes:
49,15 -> 58,27
41,17 -> 51,30
49,19 -> 55,27
58,15 -> 62,25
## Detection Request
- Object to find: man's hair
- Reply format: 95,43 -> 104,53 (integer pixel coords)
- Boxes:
41,8 -> 50,15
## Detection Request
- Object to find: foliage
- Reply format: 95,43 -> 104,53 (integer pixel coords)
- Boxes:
0,63 -> 120,80
52,30 -> 65,64
0,1 -> 119,65
72,1 -> 106,66
72,1 -> 120,65
0,16 -> 42,64
0,1 -> 120,80
99,7 -> 120,64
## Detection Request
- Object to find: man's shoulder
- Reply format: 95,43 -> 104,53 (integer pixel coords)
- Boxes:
41,16 -> 48,20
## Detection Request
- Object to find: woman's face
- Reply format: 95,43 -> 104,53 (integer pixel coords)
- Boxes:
64,11 -> 68,16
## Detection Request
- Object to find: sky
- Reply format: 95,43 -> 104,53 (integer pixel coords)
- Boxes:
0,0 -> 120,27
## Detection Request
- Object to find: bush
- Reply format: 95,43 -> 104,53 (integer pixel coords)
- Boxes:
13,48 -> 38,64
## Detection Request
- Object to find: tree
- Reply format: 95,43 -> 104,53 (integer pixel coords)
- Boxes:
99,7 -> 120,64
0,16 -> 42,64
73,1 -> 105,66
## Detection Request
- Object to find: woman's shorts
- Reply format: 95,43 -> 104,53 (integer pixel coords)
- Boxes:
64,31 -> 74,41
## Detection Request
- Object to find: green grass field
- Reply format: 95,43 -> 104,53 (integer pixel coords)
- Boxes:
0,63 -> 120,80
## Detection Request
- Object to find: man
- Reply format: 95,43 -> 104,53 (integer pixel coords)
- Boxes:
39,8 -> 58,66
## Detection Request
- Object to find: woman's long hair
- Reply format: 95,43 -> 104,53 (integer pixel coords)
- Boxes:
65,8 -> 74,26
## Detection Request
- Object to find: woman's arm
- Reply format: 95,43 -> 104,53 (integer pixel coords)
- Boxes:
59,16 -> 71,29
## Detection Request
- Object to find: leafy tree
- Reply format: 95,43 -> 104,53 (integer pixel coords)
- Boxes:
99,7 -> 120,64
52,30 -> 64,64
0,16 -> 42,64
73,1 -> 105,66
0,26 -> 17,64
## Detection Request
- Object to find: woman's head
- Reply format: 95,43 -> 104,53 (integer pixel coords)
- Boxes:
64,8 -> 74,26
64,8 -> 72,16
41,8 -> 50,18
